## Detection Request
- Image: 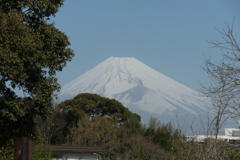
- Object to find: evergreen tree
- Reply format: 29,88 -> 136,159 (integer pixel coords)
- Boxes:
0,0 -> 74,147
59,93 -> 141,130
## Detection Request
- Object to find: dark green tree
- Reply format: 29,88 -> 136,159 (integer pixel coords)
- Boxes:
58,93 -> 141,136
0,0 -> 74,147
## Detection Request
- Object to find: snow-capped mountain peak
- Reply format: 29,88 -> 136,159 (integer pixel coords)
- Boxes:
59,57 -> 212,126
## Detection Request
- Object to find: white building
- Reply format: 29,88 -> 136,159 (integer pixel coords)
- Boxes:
187,128 -> 240,144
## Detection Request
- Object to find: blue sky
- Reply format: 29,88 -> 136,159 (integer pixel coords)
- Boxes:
52,0 -> 240,91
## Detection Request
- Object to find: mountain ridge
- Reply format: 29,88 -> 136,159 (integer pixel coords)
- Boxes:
58,57 -> 212,127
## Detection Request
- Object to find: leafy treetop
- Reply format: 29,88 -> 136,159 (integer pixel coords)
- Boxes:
59,93 -> 141,125
0,0 -> 74,147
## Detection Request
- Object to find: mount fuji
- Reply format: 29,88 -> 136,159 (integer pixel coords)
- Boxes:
58,57 -> 213,131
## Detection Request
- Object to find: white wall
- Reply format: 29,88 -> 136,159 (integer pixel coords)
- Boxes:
52,152 -> 103,160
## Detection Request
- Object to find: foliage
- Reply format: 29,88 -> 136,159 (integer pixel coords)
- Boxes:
75,121 -> 167,160
0,0 -> 74,147
116,134 -> 166,160
59,93 -> 141,156
35,104 -> 66,145
58,93 -> 141,136
0,143 -> 53,160
167,138 -> 240,160
32,144 -> 52,160
66,115 -> 120,156
144,117 -> 182,152
34,106 -> 240,160
0,146 -> 14,160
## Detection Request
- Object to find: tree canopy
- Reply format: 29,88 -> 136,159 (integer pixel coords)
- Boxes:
0,0 -> 74,147
58,93 -> 141,126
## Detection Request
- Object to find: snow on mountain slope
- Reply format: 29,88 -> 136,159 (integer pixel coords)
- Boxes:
58,57 -> 213,129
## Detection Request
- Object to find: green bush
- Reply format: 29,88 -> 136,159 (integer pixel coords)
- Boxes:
0,146 -> 14,160
32,145 -> 52,160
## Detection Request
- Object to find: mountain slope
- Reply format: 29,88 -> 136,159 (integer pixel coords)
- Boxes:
59,57 -> 212,128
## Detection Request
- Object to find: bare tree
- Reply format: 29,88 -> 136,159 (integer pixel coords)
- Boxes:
201,21 -> 240,137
